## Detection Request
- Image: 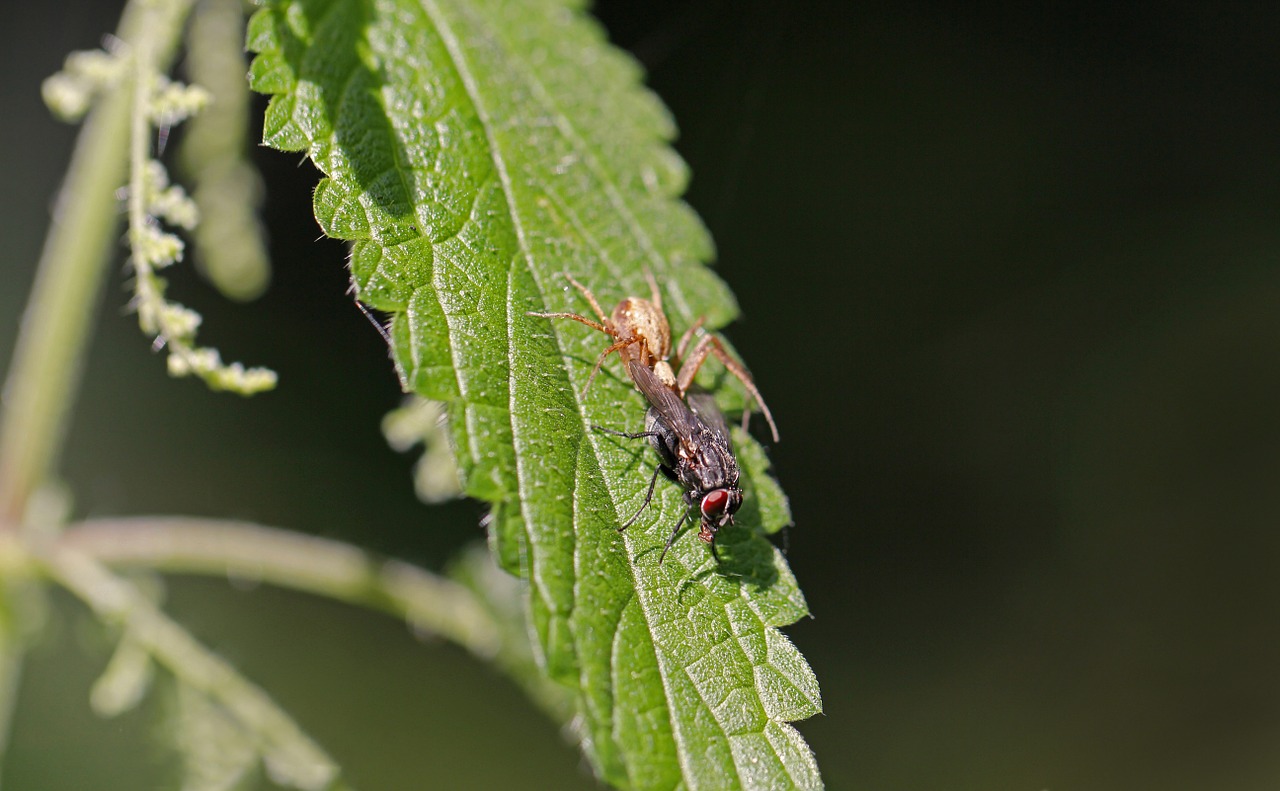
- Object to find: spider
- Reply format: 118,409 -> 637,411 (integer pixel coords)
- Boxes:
528,271 -> 779,442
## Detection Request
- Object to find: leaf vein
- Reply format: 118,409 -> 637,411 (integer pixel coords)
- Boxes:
499,39 -> 696,322
418,0 -> 576,683
412,1 -> 691,780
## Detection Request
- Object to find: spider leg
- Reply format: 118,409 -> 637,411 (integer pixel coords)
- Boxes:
674,316 -> 706,362
525,311 -> 611,336
676,334 -> 780,442
582,336 -> 640,397
561,272 -> 609,322
643,267 -> 663,310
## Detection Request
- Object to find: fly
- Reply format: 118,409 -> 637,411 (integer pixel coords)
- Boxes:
597,360 -> 744,563
529,272 -> 777,563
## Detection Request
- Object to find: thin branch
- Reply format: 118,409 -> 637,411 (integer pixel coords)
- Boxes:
60,517 -> 503,659
39,543 -> 342,791
0,623 -> 24,773
0,0 -> 194,524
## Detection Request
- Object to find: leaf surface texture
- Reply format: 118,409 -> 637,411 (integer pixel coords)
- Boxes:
249,2 -> 821,787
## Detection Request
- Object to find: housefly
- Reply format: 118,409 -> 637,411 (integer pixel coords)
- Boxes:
529,271 -> 778,562
599,359 -> 744,563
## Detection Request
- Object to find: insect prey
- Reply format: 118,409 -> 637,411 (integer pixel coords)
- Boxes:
594,360 -> 744,562
529,272 -> 778,562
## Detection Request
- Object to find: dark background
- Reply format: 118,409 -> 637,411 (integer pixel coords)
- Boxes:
4,0 -> 1280,788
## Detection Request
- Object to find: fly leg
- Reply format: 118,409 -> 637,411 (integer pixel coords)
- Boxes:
592,426 -> 660,440
591,426 -> 666,530
676,333 -> 780,442
619,464 -> 663,530
658,511 -> 690,565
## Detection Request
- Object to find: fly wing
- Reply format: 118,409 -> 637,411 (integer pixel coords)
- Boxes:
686,391 -> 732,446
627,360 -> 701,441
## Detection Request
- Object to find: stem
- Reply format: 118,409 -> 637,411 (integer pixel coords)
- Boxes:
60,517 -> 503,659
0,0 -> 193,524
40,544 -> 341,791
127,20 -> 155,270
60,518 -> 580,726
0,622 -> 23,776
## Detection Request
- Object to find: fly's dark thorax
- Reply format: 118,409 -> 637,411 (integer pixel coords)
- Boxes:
679,424 -> 740,495
643,405 -> 739,498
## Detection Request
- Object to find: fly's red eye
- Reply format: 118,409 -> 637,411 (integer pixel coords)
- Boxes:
701,489 -> 731,518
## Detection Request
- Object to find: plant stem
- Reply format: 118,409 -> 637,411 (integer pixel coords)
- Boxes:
60,517 -> 503,659
0,621 -> 24,778
40,543 -> 342,791
0,0 -> 193,525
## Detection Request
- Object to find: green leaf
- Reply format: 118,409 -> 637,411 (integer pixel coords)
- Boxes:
248,1 -> 822,788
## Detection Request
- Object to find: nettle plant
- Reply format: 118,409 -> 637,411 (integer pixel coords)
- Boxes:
1,0 -> 821,788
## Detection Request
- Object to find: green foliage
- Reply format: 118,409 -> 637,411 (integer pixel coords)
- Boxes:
247,0 -> 821,787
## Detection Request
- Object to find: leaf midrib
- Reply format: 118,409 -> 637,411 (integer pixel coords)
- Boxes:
503,46 -> 697,323
416,0 -> 694,786
413,0 -> 559,654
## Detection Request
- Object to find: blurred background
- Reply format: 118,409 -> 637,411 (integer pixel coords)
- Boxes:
3,0 -> 1280,788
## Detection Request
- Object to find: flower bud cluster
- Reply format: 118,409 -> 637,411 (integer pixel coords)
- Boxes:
45,42 -> 278,396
